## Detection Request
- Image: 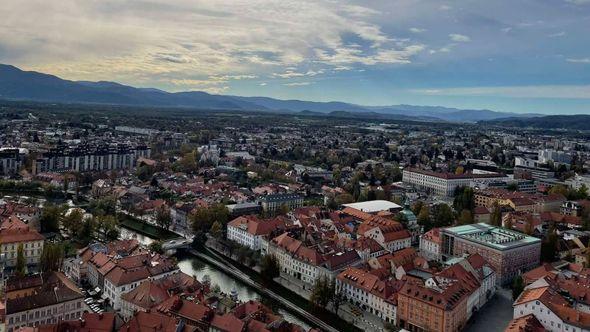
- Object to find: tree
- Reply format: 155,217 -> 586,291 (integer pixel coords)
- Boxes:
278,203 -> 290,215
95,215 -> 119,241
149,241 -> 164,254
512,276 -> 525,300
40,242 -> 65,272
490,203 -> 502,227
453,187 -> 474,213
433,204 -> 454,228
62,208 -> 84,237
541,224 -> 559,262
16,243 -> 26,277
417,205 -> 431,230
39,204 -> 65,233
260,254 -> 280,282
310,276 -> 333,309
155,206 -> 172,230
210,221 -> 223,239
458,209 -> 474,225
89,197 -> 117,216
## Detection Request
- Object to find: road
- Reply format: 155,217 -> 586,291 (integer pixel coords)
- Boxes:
189,248 -> 340,332
465,287 -> 514,332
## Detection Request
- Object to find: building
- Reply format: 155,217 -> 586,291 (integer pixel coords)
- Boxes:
101,252 -> 179,310
4,272 -> 84,332
342,200 -> 402,214
226,215 -> 286,251
0,148 -> 23,176
269,232 -> 360,287
396,254 -> 496,332
420,228 -> 442,261
441,223 -> 541,285
0,215 -> 44,271
33,143 -> 150,174
336,267 -> 398,323
258,193 -> 303,212
226,202 -> 262,217
19,312 -> 116,332
513,286 -> 590,332
119,272 -> 204,319
402,168 -> 506,197
397,275 -> 470,331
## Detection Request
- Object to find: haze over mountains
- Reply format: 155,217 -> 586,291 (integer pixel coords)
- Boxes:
0,64 -> 540,123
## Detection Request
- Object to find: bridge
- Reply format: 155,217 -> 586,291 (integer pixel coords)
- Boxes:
161,237 -> 192,254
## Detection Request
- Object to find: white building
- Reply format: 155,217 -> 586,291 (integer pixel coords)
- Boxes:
513,285 -> 590,332
419,228 -> 441,262
226,215 -> 285,251
336,267 -> 397,324
402,168 -> 506,197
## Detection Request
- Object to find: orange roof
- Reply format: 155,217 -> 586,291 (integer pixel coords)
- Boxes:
505,314 -> 545,332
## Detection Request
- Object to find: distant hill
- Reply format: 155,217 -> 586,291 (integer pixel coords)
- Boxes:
481,115 -> 590,130
0,63 -> 540,123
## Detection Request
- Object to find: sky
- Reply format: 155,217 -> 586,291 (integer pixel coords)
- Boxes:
1,0 -> 590,115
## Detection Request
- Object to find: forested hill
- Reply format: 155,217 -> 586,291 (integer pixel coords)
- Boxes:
481,115 -> 590,130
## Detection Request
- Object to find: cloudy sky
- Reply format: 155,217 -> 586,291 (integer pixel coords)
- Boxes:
1,0 -> 590,114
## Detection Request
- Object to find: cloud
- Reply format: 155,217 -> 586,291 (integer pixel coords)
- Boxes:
410,85 -> 590,99
272,70 -> 324,79
259,82 -> 267,86
283,82 -> 312,86
0,0 -> 423,90
548,31 -> 566,38
449,34 -> 471,42
439,5 -> 452,11
565,0 -> 590,4
409,27 -> 427,33
567,58 -> 590,63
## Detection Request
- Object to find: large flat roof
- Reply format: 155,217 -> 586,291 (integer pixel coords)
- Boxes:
443,223 -> 541,251
342,200 -> 401,213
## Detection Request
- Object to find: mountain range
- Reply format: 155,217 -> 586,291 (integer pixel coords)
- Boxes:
0,64 -> 538,122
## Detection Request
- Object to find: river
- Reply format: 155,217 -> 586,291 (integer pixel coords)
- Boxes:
120,226 -> 312,331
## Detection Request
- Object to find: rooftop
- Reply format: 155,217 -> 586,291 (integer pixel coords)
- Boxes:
342,200 -> 401,213
443,223 -> 541,251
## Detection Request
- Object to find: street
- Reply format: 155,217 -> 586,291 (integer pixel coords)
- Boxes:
465,287 -> 514,332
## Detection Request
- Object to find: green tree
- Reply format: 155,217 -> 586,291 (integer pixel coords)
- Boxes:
40,242 -> 65,272
260,254 -> 281,282
89,197 -> 117,216
149,241 -> 164,254
512,275 -> 525,300
39,204 -> 64,233
433,204 -> 454,228
16,243 -> 26,277
95,215 -> 119,241
417,205 -> 431,230
62,209 -> 84,237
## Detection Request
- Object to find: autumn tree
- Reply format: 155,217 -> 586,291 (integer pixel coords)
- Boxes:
155,206 -> 172,230
458,209 -> 474,225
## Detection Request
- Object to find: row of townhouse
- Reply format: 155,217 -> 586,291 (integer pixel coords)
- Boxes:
3,272 -> 84,332
268,232 -> 361,287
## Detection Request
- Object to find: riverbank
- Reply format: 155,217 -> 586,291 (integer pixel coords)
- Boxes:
204,240 -> 362,332
118,214 -> 178,240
